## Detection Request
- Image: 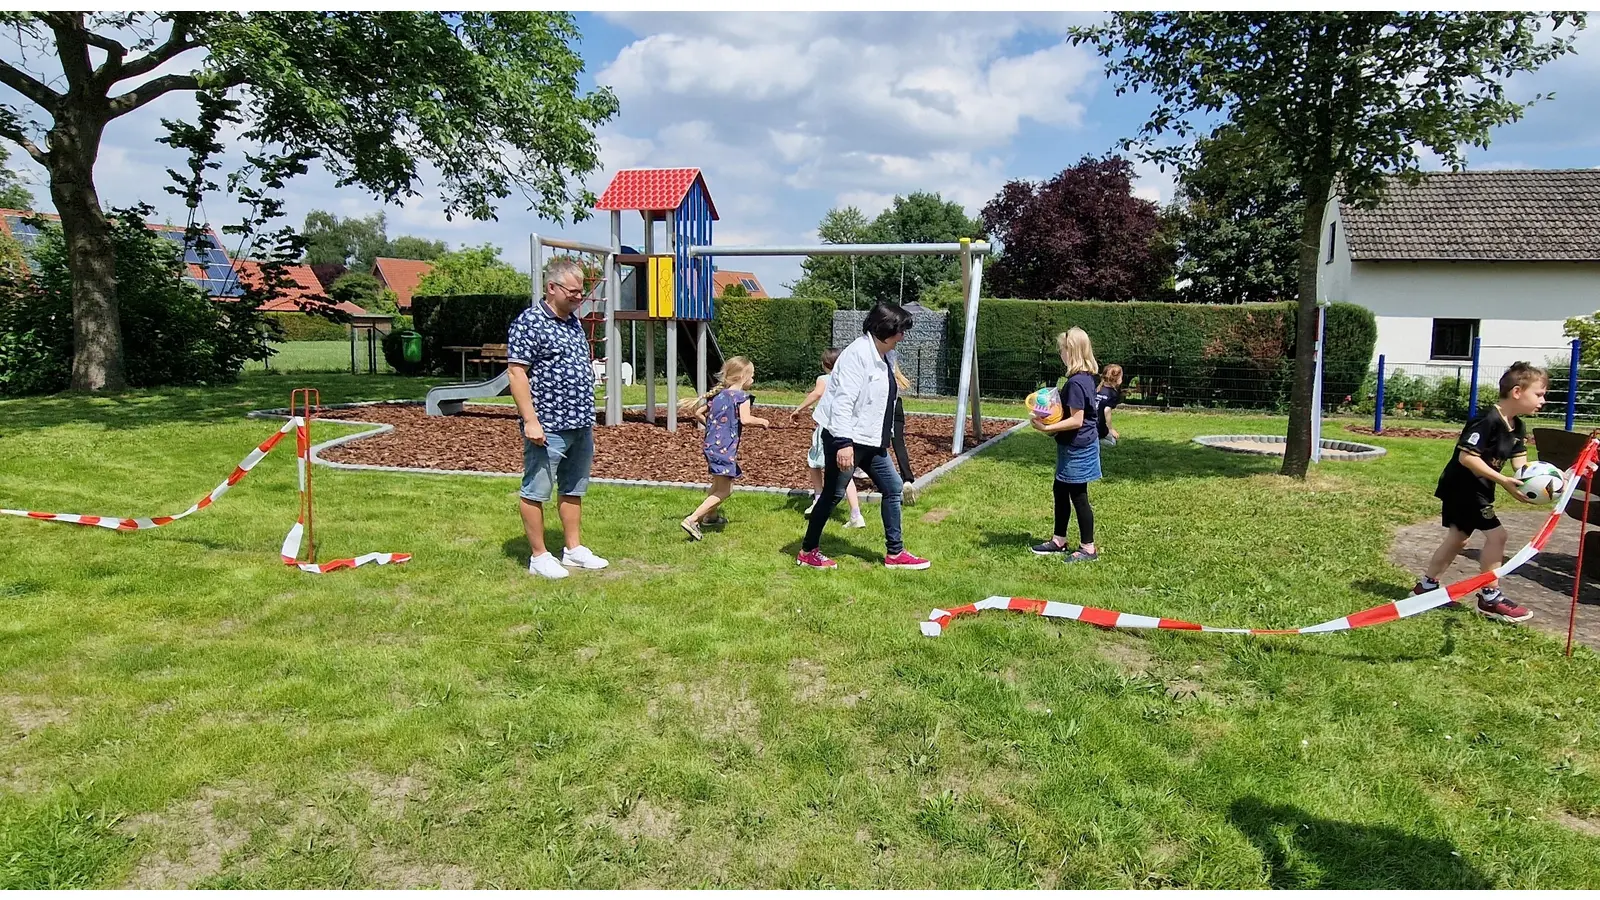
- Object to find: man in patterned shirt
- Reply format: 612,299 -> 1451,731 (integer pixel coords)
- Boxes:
508,258 -> 609,579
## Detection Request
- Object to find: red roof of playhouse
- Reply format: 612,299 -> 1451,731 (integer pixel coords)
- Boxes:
595,167 -> 719,220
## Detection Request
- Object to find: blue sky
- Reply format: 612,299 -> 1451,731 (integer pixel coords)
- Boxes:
3,12 -> 1598,293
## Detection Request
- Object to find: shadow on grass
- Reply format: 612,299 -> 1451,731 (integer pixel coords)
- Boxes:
976,434 -> 1279,482
1228,797 -> 1491,889
0,374 -> 445,435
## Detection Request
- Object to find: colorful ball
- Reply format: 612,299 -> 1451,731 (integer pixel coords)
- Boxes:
1515,461 -> 1566,504
1029,387 -> 1062,425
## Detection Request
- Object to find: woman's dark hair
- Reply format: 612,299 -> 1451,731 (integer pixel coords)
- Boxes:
863,302 -> 914,340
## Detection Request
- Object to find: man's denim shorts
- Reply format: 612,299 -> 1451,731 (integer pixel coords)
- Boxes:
520,426 -> 594,502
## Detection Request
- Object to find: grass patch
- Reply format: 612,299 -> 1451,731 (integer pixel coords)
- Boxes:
2,376 -> 1600,886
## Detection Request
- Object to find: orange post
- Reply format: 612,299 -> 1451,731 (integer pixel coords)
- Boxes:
290,388 -> 320,564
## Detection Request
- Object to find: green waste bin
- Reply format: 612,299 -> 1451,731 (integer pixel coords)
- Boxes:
399,330 -> 422,365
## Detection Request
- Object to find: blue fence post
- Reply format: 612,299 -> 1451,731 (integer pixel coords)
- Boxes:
1467,336 -> 1482,419
1568,338 -> 1582,431
1374,354 -> 1385,433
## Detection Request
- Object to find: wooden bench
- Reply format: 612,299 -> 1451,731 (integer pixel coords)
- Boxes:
469,343 -> 508,377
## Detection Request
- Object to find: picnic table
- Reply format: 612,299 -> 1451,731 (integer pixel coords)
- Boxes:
442,345 -> 479,382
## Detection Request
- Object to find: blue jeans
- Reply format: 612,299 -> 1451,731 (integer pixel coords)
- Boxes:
803,432 -> 904,554
520,426 -> 595,502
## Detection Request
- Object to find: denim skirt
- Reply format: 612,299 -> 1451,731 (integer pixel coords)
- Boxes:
1055,441 -> 1102,484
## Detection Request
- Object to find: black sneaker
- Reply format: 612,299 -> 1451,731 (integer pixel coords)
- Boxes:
1031,538 -> 1067,556
1477,588 -> 1532,623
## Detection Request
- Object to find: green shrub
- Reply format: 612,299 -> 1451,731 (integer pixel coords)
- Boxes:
0,207 -> 267,395
265,311 -> 348,341
713,297 -> 834,382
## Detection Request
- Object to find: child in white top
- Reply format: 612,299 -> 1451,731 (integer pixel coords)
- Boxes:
791,348 -> 865,528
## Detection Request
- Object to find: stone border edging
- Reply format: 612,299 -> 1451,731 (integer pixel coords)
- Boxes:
247,400 -> 1029,501
1191,433 -> 1387,461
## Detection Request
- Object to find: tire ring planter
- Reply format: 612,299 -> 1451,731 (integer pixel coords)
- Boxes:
1192,433 -> 1386,461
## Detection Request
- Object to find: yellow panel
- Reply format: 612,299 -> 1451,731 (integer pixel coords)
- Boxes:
648,255 -> 675,318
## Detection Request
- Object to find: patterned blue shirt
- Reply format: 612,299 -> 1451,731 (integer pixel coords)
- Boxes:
506,301 -> 595,432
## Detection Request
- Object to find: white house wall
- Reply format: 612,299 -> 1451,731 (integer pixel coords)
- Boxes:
1349,261 -> 1600,371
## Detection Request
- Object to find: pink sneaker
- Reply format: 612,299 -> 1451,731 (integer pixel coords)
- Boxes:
796,549 -> 837,569
884,550 -> 931,570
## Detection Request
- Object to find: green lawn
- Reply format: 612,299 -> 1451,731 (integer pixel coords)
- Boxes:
245,340 -> 393,375
3,374 -> 1600,888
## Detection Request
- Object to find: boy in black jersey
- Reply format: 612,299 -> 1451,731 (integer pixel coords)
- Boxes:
1412,362 -> 1547,623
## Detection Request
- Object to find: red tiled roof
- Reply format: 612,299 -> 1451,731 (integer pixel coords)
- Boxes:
595,168 -> 719,219
371,257 -> 435,309
231,259 -> 367,315
712,269 -> 768,299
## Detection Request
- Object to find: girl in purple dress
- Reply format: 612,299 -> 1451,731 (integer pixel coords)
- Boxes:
679,356 -> 769,540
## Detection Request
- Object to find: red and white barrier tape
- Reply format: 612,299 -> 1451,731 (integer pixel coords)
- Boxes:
2,416 -> 409,573
922,440 -> 1600,637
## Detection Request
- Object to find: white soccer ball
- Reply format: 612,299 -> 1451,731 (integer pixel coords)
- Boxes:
1515,461 -> 1567,504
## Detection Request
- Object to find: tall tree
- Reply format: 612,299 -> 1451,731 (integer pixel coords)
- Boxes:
1073,12 -> 1586,477
790,194 -> 982,307
413,244 -> 527,296
790,205 -> 871,305
982,153 -> 1172,301
0,12 -> 617,391
384,234 -> 446,262
0,143 -> 32,210
1171,126 -> 1302,304
302,210 -> 389,270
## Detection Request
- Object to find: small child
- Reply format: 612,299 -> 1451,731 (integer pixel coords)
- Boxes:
1412,361 -> 1546,622
679,356 -> 770,541
792,348 -> 866,528
889,358 -> 917,502
1096,363 -> 1123,447
1029,327 -> 1102,563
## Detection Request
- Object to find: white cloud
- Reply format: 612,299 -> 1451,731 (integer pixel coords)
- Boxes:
1132,159 -> 1177,205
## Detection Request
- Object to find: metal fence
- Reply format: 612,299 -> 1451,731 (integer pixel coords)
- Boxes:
1374,339 -> 1590,430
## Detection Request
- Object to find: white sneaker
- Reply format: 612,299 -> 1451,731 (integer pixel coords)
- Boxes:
561,545 -> 610,570
805,495 -> 818,515
844,513 -> 867,529
528,552 -> 569,579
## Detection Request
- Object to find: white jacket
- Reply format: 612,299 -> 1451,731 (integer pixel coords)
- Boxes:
818,333 -> 892,448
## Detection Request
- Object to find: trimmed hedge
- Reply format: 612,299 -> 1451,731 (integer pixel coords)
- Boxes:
266,311 -> 349,342
949,299 -> 1375,406
410,293 -> 835,383
712,297 -> 835,382
409,293 -> 532,374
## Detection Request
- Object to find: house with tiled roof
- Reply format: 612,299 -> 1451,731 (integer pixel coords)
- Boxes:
0,208 -> 241,297
1317,169 -> 1600,371
712,269 -> 767,299
231,259 -> 368,316
371,257 -> 434,310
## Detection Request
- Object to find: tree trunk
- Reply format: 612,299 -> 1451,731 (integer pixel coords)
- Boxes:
1280,178 -> 1332,478
48,113 -> 123,392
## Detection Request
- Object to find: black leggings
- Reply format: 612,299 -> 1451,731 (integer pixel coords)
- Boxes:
1053,479 -> 1094,544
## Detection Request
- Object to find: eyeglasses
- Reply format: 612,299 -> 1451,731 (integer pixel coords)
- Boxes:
550,281 -> 582,296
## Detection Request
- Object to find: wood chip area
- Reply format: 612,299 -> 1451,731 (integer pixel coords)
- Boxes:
316,404 -> 1013,490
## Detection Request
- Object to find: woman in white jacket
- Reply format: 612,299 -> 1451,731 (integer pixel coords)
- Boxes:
797,302 -> 931,570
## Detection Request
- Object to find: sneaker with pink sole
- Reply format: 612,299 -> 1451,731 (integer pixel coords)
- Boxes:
884,550 -> 931,570
796,549 -> 837,569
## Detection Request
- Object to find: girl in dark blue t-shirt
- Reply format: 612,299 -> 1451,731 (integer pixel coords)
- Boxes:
1028,327 -> 1102,563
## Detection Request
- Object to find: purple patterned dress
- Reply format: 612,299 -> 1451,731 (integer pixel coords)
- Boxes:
703,389 -> 750,478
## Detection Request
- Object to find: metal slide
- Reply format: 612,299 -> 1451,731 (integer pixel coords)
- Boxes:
425,369 -> 510,416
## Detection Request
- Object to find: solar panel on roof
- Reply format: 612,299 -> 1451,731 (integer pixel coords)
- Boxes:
740,278 -> 759,291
